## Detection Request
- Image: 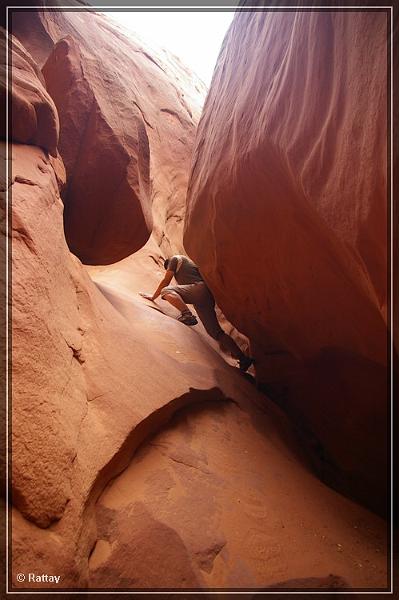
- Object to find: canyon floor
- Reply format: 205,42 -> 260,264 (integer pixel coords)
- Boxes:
83,242 -> 388,591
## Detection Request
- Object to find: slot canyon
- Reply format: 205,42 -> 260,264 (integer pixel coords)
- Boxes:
2,1 -> 391,592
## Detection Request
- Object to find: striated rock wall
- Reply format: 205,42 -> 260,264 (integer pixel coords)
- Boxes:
184,9 -> 389,512
11,9 -> 206,264
8,137 -> 387,589
1,30 -> 59,155
6,7 -> 388,592
8,139 -> 387,589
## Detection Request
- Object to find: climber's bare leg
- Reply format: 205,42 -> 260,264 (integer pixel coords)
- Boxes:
162,291 -> 191,313
162,291 -> 198,326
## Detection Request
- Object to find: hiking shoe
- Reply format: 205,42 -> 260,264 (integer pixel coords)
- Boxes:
239,356 -> 255,372
177,311 -> 198,326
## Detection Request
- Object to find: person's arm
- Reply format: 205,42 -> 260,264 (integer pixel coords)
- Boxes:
140,269 -> 174,301
151,269 -> 174,300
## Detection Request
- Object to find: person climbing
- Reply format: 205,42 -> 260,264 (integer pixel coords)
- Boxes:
140,254 -> 254,372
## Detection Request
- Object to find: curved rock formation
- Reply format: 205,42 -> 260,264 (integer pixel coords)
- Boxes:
0,29 -> 58,156
11,9 -> 206,264
184,9 -> 388,513
9,144 -> 387,589
7,6 -> 389,593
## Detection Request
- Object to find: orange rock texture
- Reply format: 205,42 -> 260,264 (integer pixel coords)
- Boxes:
184,9 -> 389,514
8,138 -> 387,590
6,7 -> 389,593
11,9 -> 205,264
1,30 -> 59,155
9,146 -> 387,587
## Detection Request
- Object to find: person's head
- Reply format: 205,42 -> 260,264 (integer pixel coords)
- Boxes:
163,258 -> 170,270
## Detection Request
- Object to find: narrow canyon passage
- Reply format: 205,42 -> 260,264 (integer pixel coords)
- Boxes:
83,242 -> 388,590
6,3 -> 390,593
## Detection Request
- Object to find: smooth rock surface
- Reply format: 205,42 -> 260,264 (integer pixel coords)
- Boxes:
10,142 -> 387,590
184,9 -> 388,513
90,396 -> 387,590
12,9 -> 206,264
0,29 -> 59,155
8,6 -> 389,593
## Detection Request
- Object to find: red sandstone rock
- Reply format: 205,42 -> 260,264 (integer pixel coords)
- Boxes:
89,385 -> 387,589
11,10 -> 206,264
0,29 -> 58,155
8,6 -> 389,592
184,10 -> 388,512
9,141 -> 387,590
263,575 -> 350,590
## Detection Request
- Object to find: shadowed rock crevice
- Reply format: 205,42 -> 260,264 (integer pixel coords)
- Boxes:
255,346 -> 388,516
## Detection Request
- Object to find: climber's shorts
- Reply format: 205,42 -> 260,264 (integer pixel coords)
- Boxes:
161,282 -> 224,340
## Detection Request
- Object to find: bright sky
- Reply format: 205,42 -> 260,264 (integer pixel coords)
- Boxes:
107,10 -> 237,86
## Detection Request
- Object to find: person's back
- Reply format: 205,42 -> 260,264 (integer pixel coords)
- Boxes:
167,255 -> 203,285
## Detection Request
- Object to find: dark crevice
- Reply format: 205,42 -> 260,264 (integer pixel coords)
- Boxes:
139,50 -> 167,75
132,101 -> 154,130
160,107 -> 185,126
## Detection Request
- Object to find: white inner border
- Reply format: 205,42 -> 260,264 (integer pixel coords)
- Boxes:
5,3 -> 395,596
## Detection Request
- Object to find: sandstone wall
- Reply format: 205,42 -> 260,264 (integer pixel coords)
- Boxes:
184,9 -> 389,513
5,8 -> 389,591
11,9 -> 206,264
0,29 -> 58,155
8,138 -> 387,589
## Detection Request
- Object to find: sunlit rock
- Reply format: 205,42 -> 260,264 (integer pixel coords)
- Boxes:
0,29 -> 58,155
12,9 -> 206,264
